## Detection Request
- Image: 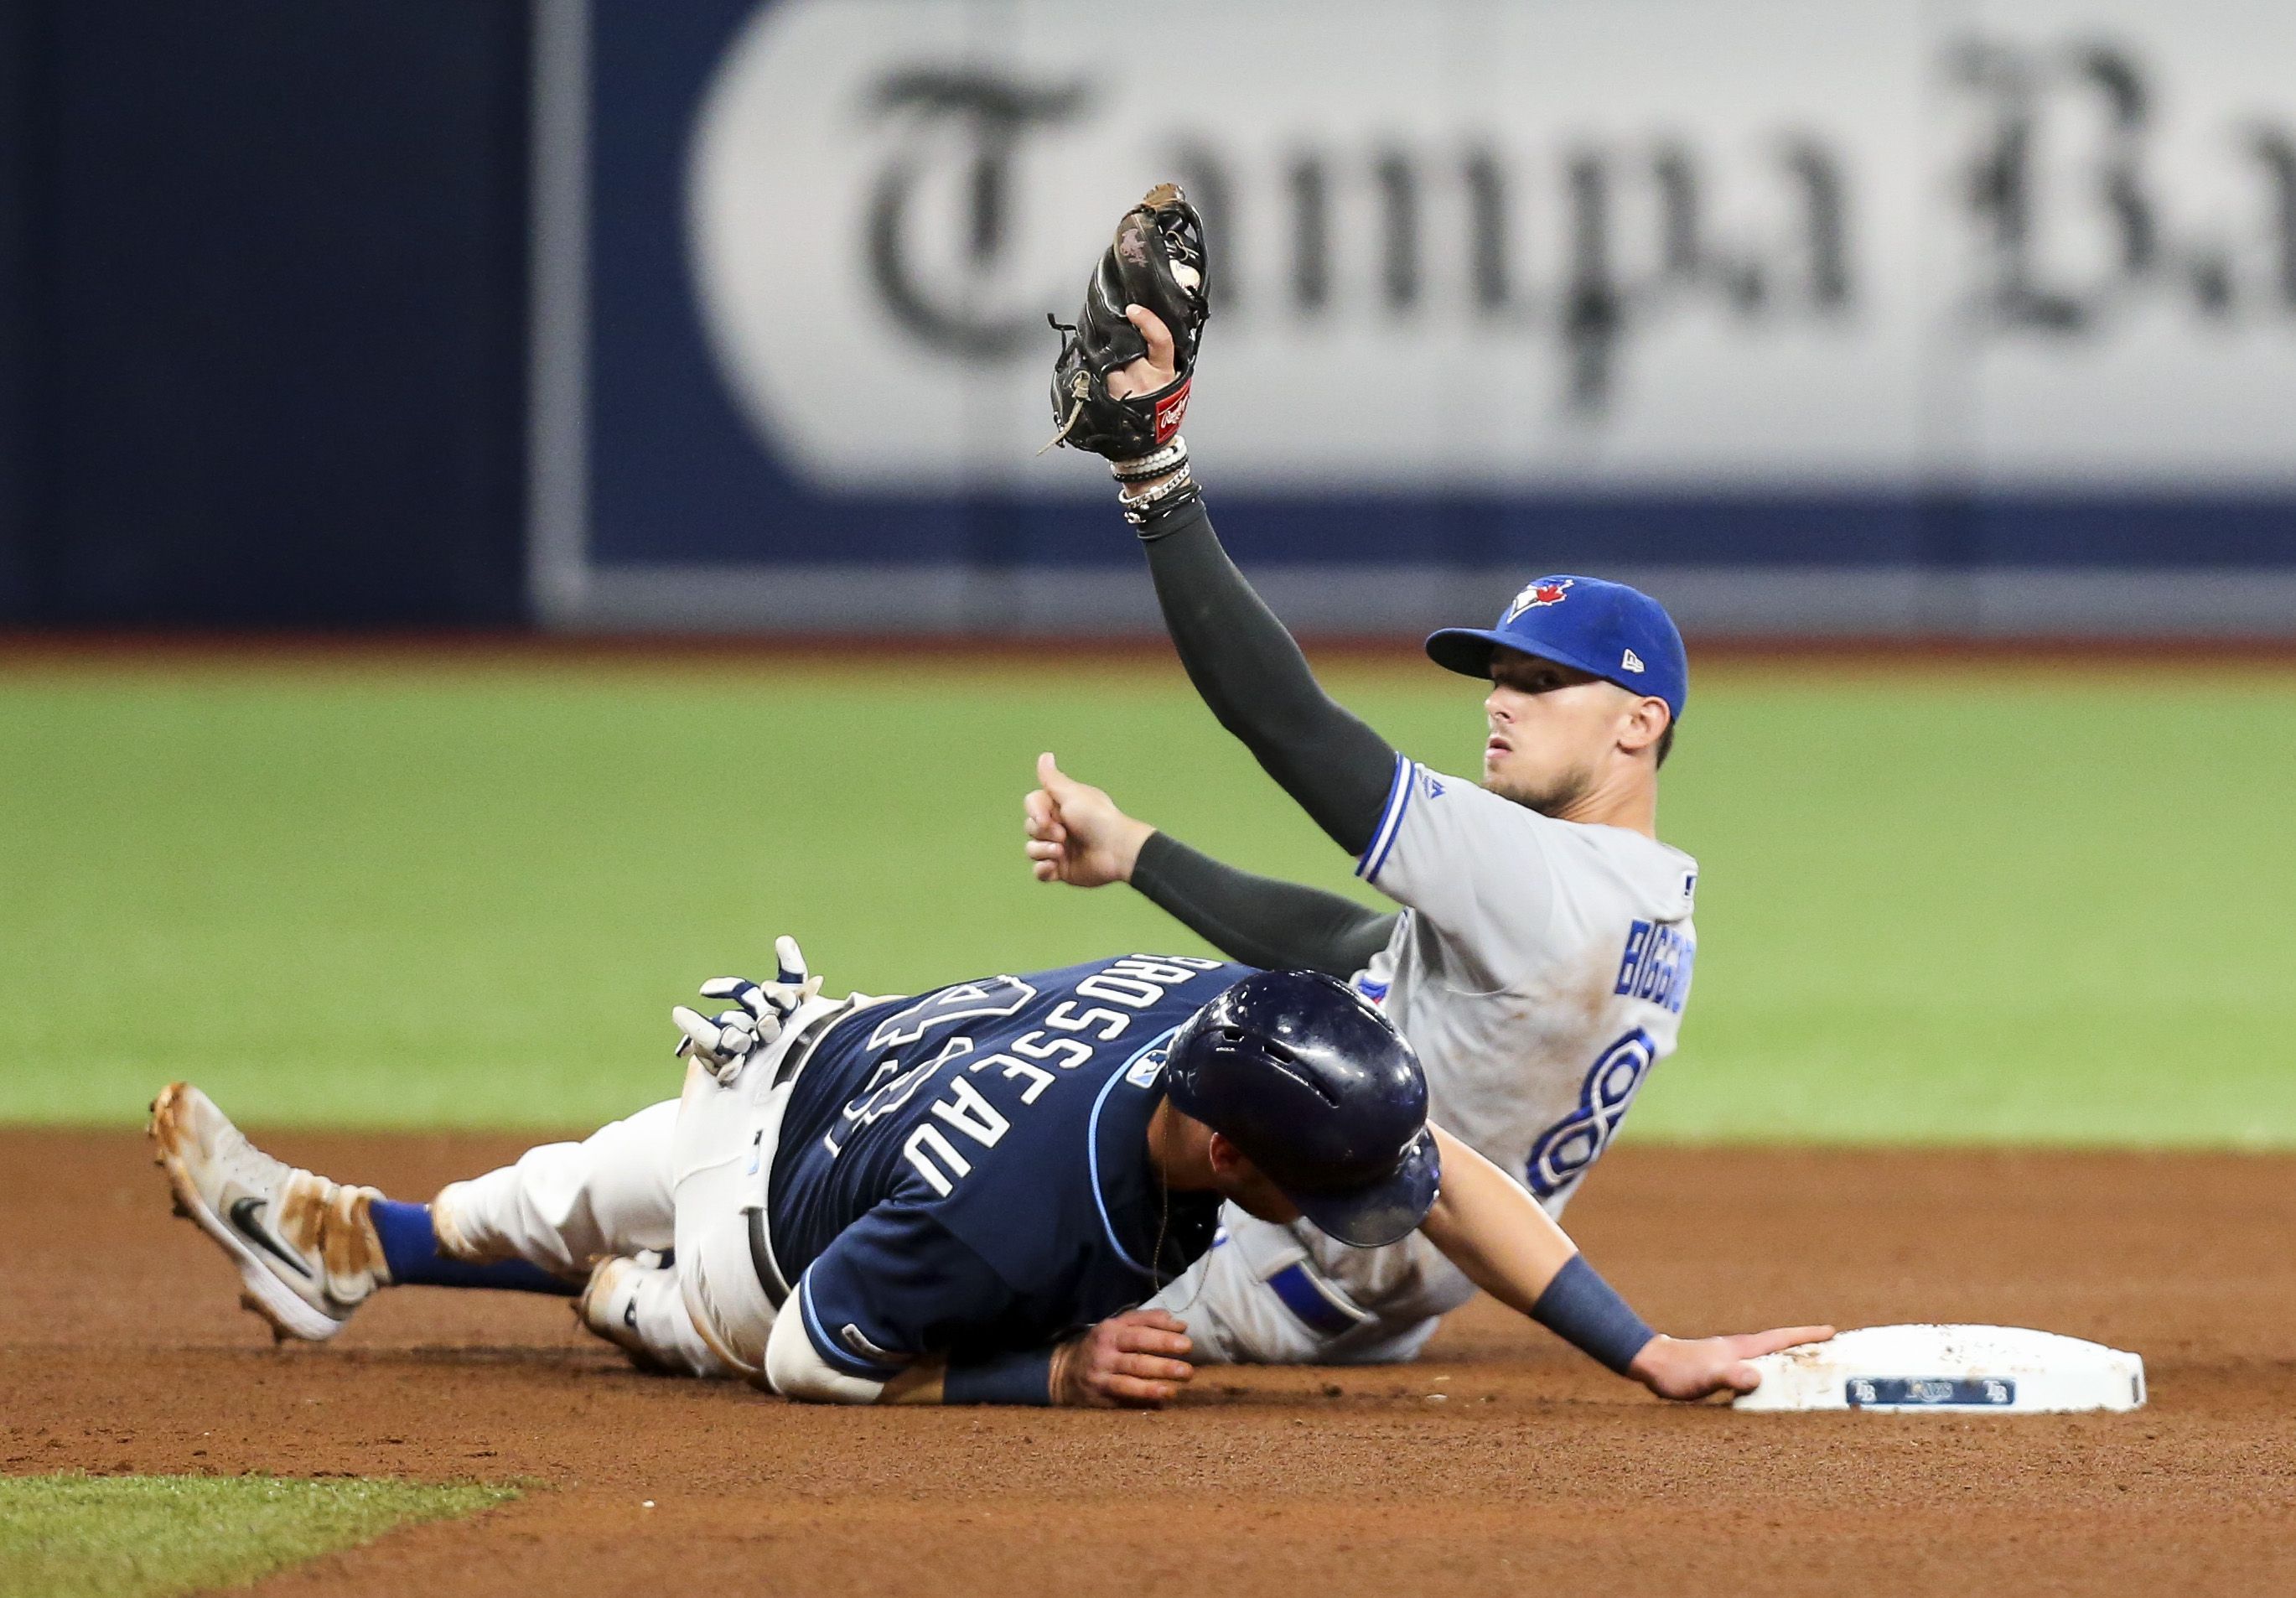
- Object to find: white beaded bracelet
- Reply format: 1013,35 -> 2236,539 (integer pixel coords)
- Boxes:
1109,437 -> 1189,483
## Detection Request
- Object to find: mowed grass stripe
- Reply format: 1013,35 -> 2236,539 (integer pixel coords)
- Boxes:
0,660 -> 2288,1144
0,1474 -> 515,1598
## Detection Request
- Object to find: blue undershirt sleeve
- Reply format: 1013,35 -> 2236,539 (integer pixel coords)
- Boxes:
941,1346 -> 1058,1406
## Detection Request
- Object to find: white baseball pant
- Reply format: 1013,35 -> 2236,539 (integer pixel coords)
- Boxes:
428,998 -> 847,1383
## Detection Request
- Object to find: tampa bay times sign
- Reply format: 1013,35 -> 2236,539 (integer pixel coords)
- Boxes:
685,0 -> 2296,493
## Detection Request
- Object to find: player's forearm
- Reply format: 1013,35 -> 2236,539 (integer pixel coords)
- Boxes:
1134,498 -> 1397,855
1418,1127 -> 1580,1311
1418,1126 -> 1656,1377
1131,831 -> 1397,977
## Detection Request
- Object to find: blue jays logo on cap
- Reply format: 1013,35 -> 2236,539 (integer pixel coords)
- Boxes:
1425,573 -> 1688,721
1502,579 -> 1574,623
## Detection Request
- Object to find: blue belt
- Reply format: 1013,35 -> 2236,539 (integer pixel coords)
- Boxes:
1266,1262 -> 1366,1338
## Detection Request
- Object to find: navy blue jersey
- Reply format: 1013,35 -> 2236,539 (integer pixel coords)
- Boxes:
767,953 -> 1251,1384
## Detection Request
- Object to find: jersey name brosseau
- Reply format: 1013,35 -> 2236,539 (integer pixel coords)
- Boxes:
767,954 -> 1247,1381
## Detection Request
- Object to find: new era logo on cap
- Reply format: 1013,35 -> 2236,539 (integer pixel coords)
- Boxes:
1621,648 -> 1645,673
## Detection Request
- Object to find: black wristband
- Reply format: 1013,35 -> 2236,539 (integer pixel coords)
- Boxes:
1531,1253 -> 1656,1376
1130,480 -> 1205,539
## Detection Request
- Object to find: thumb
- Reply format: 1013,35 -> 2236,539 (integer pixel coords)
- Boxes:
773,935 -> 806,985
1037,751 -> 1076,796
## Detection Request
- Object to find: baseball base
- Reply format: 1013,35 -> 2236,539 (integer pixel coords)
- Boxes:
1733,1324 -> 2146,1414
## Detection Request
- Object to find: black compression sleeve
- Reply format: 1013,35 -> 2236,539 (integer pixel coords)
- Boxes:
1132,831 -> 1399,978
1138,499 -> 1399,856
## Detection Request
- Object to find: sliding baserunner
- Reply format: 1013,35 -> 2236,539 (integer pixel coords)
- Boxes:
1031,185 -> 1700,1364
152,948 -> 1823,1405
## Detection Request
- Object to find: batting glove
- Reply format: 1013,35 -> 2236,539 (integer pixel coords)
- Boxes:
671,936 -> 824,1082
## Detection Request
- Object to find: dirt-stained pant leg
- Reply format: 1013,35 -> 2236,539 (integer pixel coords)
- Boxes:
428,1006 -> 832,1386
426,1097 -> 732,1376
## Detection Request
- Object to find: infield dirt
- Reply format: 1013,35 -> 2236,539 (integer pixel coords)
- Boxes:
9,1129 -> 2293,1597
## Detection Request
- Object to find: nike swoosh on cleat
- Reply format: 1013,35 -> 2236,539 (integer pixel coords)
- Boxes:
228,1196 -> 314,1280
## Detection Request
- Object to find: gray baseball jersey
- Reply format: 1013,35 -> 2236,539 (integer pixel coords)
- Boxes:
1294,754 -> 1700,1326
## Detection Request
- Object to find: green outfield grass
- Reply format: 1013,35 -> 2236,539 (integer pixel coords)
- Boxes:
2,654 -> 2289,1144
0,1474 -> 514,1598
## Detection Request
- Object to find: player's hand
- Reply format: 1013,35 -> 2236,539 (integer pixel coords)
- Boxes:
709,936 -> 824,1033
1102,305 -> 1178,402
671,936 -> 823,1082
1628,1325 -> 1837,1402
1050,1309 -> 1195,1408
1025,752 -> 1156,889
671,1002 -> 763,1077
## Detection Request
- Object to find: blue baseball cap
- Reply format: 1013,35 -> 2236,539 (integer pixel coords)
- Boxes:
1425,575 -> 1687,720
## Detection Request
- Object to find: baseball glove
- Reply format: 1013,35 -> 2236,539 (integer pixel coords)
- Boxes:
1044,183 -> 1210,461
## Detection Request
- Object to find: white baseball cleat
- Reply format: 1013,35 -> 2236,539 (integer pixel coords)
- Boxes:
576,1252 -> 734,1379
149,1081 -> 386,1342
577,1253 -> 671,1372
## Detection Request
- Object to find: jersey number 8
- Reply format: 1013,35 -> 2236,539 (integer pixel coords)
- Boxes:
1524,1028 -> 1657,1201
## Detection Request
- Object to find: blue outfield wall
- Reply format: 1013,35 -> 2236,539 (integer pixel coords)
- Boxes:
0,0 -> 32,619
3,2 -> 2294,635
0,0 -> 531,629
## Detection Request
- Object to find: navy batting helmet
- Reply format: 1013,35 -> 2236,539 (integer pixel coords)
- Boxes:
1164,970 -> 1441,1248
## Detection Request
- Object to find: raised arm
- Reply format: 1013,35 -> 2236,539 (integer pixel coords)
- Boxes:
1091,304 -> 1397,853
1418,1126 -> 1834,1400
1138,502 -> 1397,854
1024,754 -> 1397,976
